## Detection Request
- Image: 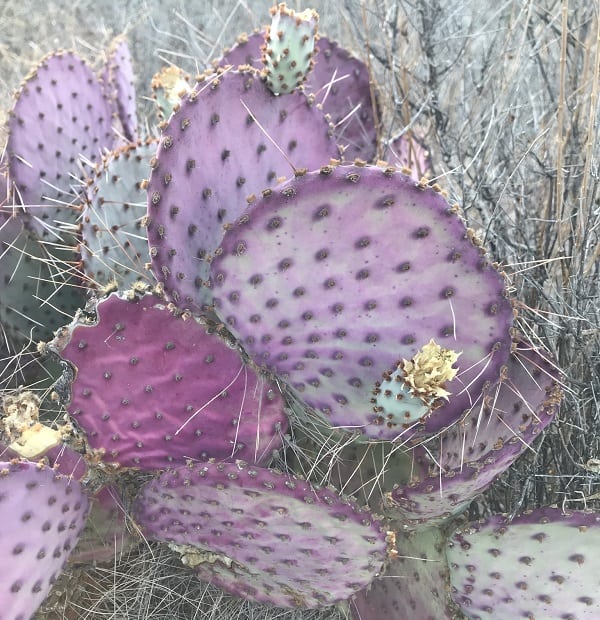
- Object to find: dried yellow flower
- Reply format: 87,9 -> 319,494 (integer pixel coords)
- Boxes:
401,339 -> 461,404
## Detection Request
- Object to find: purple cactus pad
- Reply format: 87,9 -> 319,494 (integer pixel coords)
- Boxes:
382,131 -> 432,179
5,51 -> 114,238
448,507 -> 600,619
0,460 -> 89,620
133,460 -> 387,608
390,340 -> 562,523
210,164 -> 514,442
54,291 -> 287,468
146,66 -> 338,312
219,33 -> 379,161
101,36 -> 138,143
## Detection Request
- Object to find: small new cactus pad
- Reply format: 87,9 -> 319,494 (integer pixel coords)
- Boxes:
262,3 -> 319,95
0,460 -> 90,620
150,65 -> 192,121
351,527 -> 456,620
80,140 -> 157,288
390,340 -> 561,523
101,36 -> 138,143
210,164 -> 514,442
0,216 -> 85,348
219,33 -> 379,161
146,67 -> 338,312
6,51 -> 114,239
133,460 -> 387,608
53,291 -> 287,468
448,507 -> 600,619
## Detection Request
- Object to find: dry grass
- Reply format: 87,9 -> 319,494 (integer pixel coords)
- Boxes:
1,0 -> 599,618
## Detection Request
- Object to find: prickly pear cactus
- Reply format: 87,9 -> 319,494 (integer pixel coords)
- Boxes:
262,3 -> 319,95
210,163 -> 514,442
447,507 -> 600,619
52,290 -> 287,468
133,460 -> 388,609
0,460 -> 89,620
0,6 -> 585,620
146,66 -> 339,312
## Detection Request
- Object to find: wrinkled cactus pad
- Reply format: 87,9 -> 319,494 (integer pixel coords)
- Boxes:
53,291 -> 287,468
0,459 -> 89,620
351,527 -> 456,619
134,460 -> 387,608
80,140 -> 157,289
210,163 -> 514,442
146,66 -> 338,312
390,340 -> 561,523
448,507 -> 600,619
5,50 -> 114,238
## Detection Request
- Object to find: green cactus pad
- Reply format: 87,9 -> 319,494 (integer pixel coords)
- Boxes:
0,216 -> 85,348
352,527 -> 456,619
263,3 -> 319,95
